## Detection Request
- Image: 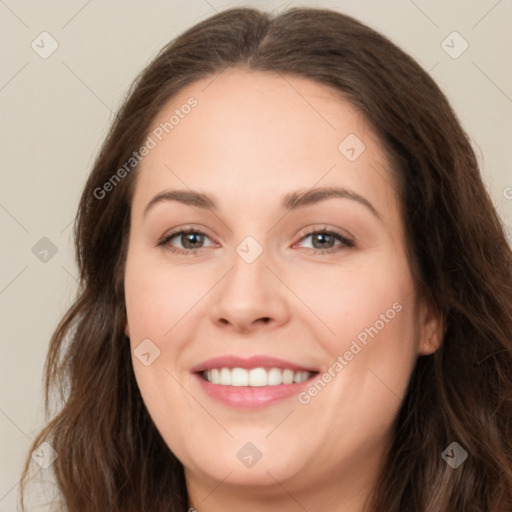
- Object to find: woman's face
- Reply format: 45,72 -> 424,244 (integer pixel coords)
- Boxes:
124,69 -> 442,504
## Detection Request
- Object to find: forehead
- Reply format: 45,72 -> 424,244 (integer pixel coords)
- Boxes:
132,68 -> 398,219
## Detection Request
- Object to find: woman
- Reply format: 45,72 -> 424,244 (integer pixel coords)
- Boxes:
20,6 -> 512,511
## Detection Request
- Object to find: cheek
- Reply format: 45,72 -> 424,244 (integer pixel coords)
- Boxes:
294,252 -> 419,413
124,250 -> 208,341
124,250 -> 201,454
289,252 -> 415,350
124,248 -> 216,418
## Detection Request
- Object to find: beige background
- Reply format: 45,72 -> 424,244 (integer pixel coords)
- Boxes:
1,0 -> 511,510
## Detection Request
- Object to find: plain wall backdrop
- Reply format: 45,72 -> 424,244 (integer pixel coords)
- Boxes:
1,0 -> 511,510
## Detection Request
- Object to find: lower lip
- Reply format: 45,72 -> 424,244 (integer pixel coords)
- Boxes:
193,373 -> 315,408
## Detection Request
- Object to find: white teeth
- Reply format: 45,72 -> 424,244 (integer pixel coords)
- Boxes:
267,368 -> 282,386
231,368 -> 249,387
219,368 -> 231,385
282,369 -> 294,385
202,367 -> 314,386
248,368 -> 267,387
293,371 -> 310,383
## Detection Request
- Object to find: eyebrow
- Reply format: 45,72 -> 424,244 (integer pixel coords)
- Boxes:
143,186 -> 382,220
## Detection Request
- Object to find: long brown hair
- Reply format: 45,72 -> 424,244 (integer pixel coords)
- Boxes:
20,7 -> 512,511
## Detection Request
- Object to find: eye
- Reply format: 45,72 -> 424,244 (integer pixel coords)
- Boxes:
157,228 -> 215,255
294,227 -> 355,254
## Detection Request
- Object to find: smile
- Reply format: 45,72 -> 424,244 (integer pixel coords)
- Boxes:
192,355 -> 319,407
201,367 -> 314,387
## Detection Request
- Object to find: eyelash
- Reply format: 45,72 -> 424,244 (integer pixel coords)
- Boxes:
156,226 -> 355,256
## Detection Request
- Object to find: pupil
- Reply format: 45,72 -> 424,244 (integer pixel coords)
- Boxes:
184,233 -> 202,248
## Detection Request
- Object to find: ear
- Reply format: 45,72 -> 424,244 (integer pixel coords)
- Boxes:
417,298 -> 445,356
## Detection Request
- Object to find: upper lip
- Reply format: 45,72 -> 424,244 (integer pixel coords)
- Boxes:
190,355 -> 318,373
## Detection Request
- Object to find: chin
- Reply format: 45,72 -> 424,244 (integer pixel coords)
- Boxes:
181,438 -> 310,487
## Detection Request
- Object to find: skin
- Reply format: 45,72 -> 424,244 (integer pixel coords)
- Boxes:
124,68 -> 443,512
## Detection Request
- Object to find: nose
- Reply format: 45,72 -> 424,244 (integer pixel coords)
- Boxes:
209,244 -> 291,333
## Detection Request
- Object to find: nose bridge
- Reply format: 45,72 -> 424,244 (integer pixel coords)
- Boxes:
209,232 -> 289,330
224,235 -> 271,302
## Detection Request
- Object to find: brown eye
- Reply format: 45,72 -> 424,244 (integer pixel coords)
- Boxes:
179,231 -> 205,249
310,232 -> 337,249
295,229 -> 355,254
158,228 -> 214,254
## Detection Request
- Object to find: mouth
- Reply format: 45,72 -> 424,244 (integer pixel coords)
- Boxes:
191,355 -> 319,407
200,367 -> 314,386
